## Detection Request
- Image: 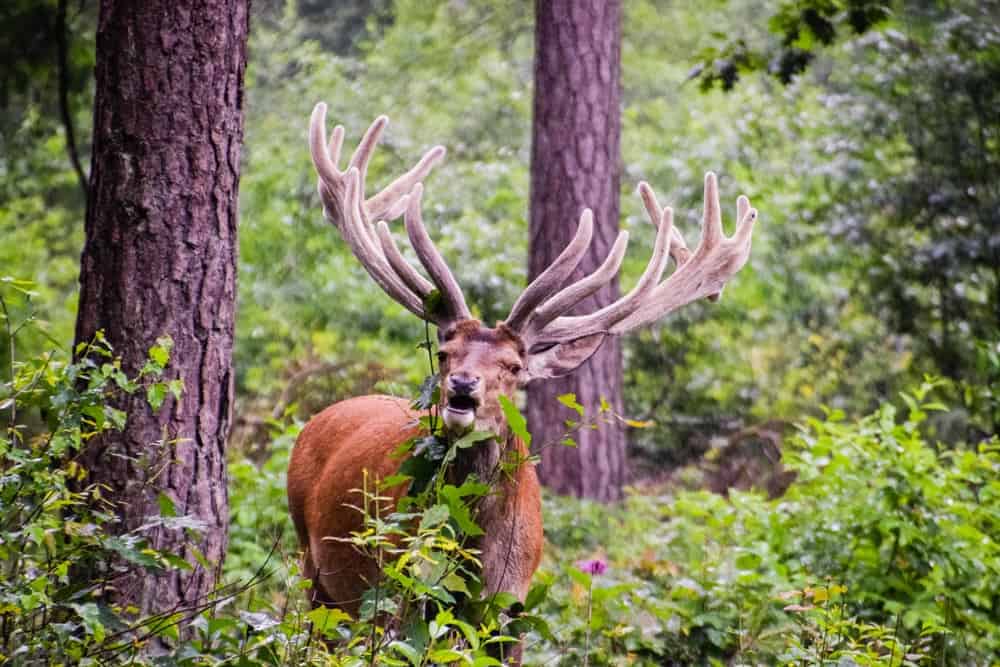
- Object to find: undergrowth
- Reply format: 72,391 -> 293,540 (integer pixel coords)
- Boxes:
3,278 -> 999,665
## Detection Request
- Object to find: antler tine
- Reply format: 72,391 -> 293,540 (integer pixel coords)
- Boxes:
608,173 -> 758,334
327,123 -> 345,167
522,230 -> 629,341
367,146 -> 446,222
504,209 -> 595,331
309,103 -> 341,187
403,184 -> 472,321
348,115 -> 388,199
375,220 -> 436,298
340,169 -> 427,318
309,104 -> 470,324
700,171 -> 724,250
528,182 -> 674,344
309,103 -> 446,229
640,181 -> 693,268
532,174 -> 757,344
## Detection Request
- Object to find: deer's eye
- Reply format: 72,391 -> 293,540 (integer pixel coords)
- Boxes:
504,362 -> 522,375
436,351 -> 448,364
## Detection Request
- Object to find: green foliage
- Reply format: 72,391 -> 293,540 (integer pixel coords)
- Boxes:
0,2 -> 94,364
0,287 -> 196,662
827,1 -> 1000,434
689,0 -> 891,90
226,418 -> 299,586
530,381 -> 999,665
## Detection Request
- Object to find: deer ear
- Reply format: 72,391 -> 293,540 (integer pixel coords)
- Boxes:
524,334 -> 607,382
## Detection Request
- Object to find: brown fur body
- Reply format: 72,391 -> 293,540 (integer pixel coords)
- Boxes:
287,393 -> 544,614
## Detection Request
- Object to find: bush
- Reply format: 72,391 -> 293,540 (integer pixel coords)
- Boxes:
530,379 -> 999,665
5,276 -> 998,665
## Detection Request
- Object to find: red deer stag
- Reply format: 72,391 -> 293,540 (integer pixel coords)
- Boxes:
288,103 -> 759,633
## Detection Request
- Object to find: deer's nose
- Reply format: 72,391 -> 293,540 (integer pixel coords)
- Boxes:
448,374 -> 480,395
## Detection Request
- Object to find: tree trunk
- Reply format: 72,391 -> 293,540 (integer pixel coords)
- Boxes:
75,0 -> 248,615
528,0 -> 624,502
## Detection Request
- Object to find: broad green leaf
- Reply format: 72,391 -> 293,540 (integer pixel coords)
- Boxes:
453,430 -> 494,449
147,383 -> 167,412
419,504 -> 450,531
157,491 -> 177,517
307,607 -> 352,636
498,395 -> 530,446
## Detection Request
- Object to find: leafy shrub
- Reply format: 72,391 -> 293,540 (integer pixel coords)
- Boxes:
0,285 -> 322,665
530,380 -> 999,665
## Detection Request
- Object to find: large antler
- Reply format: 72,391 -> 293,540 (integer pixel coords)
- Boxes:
506,172 -> 757,353
308,104 -> 471,325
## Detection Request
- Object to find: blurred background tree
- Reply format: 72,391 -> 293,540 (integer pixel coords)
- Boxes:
528,0 -> 626,501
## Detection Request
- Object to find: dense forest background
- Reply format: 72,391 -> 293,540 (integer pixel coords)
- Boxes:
2,0 -> 998,664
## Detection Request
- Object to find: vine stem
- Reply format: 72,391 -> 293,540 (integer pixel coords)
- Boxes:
582,578 -> 594,667
423,318 -> 438,434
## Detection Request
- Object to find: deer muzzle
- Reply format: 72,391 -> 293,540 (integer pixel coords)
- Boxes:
443,376 -> 481,431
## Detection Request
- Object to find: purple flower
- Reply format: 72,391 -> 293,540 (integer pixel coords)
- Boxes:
577,558 -> 608,576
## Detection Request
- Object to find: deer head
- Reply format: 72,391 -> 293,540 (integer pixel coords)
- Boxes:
308,104 -> 758,437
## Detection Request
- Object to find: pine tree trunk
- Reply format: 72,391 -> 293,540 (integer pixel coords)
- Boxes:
75,0 -> 249,614
528,0 -> 624,502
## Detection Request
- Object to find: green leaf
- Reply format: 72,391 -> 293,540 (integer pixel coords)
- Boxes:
187,543 -> 213,571
306,607 -> 352,636
498,395 -> 530,446
379,474 -> 412,490
168,378 -> 184,401
398,450 -> 438,497
524,582 -> 550,611
735,551 -> 762,570
414,434 -> 447,461
105,406 -> 127,430
453,430 -> 494,449
439,484 -> 485,537
472,658 -> 504,667
148,335 -> 173,368
428,649 -> 468,664
157,492 -> 177,517
70,603 -> 107,643
450,617 -> 480,650
557,393 -> 585,416
157,552 -> 193,571
513,613 -> 555,641
389,639 -> 422,666
419,504 -> 450,531
413,374 -> 441,410
441,571 -> 471,596
147,383 -> 167,412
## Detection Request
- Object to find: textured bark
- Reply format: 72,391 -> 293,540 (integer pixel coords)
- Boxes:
528,0 -> 624,501
75,0 -> 248,614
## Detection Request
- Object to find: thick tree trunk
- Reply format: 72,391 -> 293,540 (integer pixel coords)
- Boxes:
528,0 -> 624,501
75,0 -> 248,614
